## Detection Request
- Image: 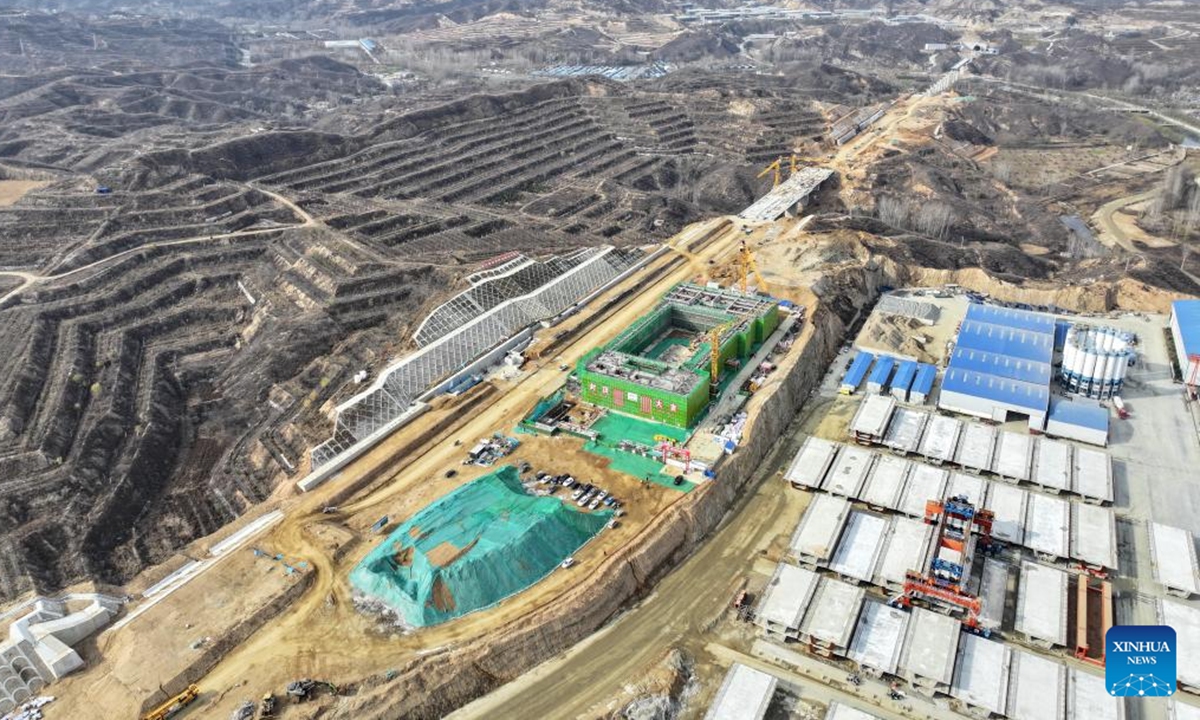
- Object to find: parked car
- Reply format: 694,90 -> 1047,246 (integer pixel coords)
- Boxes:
561,557 -> 575,569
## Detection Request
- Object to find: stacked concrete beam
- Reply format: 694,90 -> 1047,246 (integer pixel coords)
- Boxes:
985,482 -> 1027,545
897,464 -> 948,518
1149,522 -> 1200,598
798,577 -> 865,656
1070,502 -> 1118,572
993,431 -> 1033,483
784,436 -> 839,490
881,407 -> 927,454
951,633 -> 1012,717
1015,561 -> 1069,649
755,563 -> 820,641
898,607 -> 960,695
873,516 -> 935,591
1006,649 -> 1067,720
704,663 -> 777,720
918,414 -> 961,465
849,600 -> 910,677
1160,599 -> 1200,693
1024,492 -> 1070,561
859,454 -> 910,510
1033,438 -> 1073,494
822,444 -> 875,497
789,494 -> 852,567
829,511 -> 889,583
954,422 -> 997,474
1073,446 -> 1113,504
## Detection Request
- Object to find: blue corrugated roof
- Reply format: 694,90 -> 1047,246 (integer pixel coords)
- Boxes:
941,367 -> 1048,411
1047,396 -> 1109,432
868,355 -> 895,386
948,347 -> 1051,385
891,360 -> 918,392
1174,300 -> 1200,358
843,350 -> 874,389
955,319 -> 1054,364
912,364 -> 937,394
965,302 -> 1056,334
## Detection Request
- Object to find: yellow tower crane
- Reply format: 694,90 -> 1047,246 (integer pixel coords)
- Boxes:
738,240 -> 769,295
709,320 -> 735,389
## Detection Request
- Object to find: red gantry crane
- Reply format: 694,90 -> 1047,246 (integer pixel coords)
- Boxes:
891,495 -> 995,631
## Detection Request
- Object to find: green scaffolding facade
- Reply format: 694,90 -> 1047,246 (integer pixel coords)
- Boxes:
576,284 -> 779,428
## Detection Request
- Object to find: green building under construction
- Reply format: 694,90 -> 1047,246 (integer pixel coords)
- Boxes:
576,283 -> 780,428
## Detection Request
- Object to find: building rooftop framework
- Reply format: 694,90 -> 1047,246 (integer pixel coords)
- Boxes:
577,282 -> 779,428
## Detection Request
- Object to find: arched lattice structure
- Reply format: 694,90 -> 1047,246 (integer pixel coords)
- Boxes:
309,246 -> 640,469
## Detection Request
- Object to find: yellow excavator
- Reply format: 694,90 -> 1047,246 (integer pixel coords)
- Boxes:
141,684 -> 200,720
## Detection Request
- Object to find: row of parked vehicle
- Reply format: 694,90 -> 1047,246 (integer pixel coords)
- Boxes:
534,471 -> 623,513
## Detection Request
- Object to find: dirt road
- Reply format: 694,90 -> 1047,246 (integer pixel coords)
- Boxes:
1092,189 -> 1160,252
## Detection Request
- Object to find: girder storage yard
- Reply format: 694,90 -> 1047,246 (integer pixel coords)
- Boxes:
733,291 -> 1200,720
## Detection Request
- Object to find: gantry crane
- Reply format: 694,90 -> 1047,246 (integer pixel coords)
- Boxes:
756,154 -> 805,188
891,495 -> 995,630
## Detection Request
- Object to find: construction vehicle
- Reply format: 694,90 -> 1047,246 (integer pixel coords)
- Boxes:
286,679 -> 338,703
141,684 -> 200,720
257,693 -> 276,718
890,495 -> 995,631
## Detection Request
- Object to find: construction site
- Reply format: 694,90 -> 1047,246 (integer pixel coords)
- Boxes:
1,0 -> 1200,718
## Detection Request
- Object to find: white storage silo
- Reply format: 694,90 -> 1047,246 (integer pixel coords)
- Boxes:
1061,333 -> 1079,386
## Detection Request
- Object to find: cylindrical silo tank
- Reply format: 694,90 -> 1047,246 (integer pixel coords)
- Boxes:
1103,328 -> 1117,352
1082,349 -> 1099,387
1113,350 -> 1130,384
1062,333 -> 1078,382
1101,352 -> 1118,397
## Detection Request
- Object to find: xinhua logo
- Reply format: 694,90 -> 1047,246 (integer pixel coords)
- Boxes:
1106,625 -> 1176,697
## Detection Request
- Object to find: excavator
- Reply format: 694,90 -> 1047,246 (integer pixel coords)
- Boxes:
140,684 -> 200,720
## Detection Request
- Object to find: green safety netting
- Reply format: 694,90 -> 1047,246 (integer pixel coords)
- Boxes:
349,466 -> 610,627
582,412 -> 696,491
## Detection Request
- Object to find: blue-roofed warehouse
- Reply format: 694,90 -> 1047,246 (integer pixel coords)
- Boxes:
1170,300 -> 1200,395
867,355 -> 895,394
910,363 -> 937,404
1045,396 -> 1109,446
891,360 -> 917,401
840,350 -> 874,394
938,303 -> 1055,430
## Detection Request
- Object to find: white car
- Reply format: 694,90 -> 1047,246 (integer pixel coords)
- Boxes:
560,557 -> 575,569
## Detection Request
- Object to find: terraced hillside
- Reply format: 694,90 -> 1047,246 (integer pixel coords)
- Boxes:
0,62 -> 850,600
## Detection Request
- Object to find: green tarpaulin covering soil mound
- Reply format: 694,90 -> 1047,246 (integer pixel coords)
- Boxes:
350,465 -> 611,627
